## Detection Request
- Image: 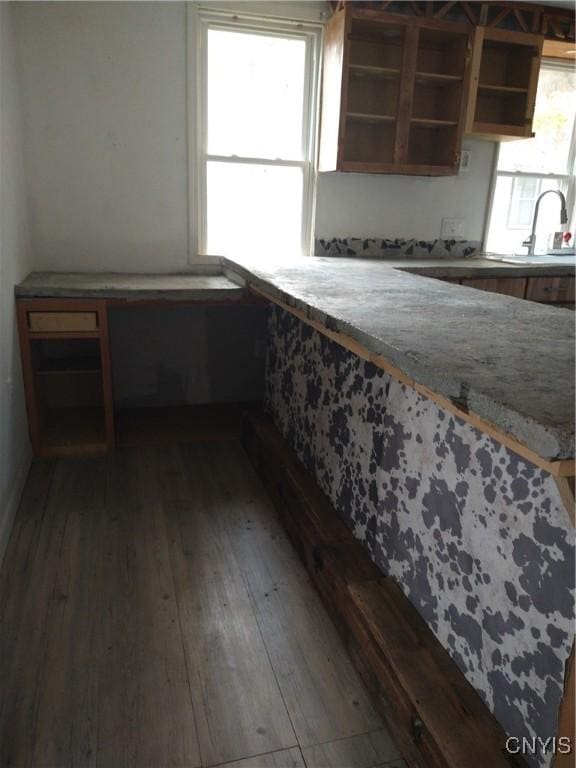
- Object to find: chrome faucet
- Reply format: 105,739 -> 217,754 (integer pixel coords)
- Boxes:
522,189 -> 568,256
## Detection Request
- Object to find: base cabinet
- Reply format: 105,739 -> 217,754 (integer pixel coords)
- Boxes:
450,274 -> 574,307
525,276 -> 575,304
16,299 -> 115,457
460,277 -> 527,297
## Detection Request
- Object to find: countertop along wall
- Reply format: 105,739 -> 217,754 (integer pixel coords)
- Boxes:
0,4 -> 33,563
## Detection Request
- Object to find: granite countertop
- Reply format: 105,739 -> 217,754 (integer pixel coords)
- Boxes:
14,271 -> 244,301
222,255 -> 575,461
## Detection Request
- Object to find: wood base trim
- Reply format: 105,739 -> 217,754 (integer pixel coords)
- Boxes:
242,413 -> 528,768
553,477 -> 575,526
553,644 -> 575,768
252,286 -> 575,479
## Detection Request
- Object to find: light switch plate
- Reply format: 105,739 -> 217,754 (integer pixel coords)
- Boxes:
459,150 -> 471,173
441,218 -> 465,238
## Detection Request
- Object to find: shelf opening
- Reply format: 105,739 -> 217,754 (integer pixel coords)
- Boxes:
347,67 -> 400,118
348,19 -> 405,70
480,41 -> 536,90
474,90 -> 528,127
407,123 -> 458,167
416,28 -> 469,78
343,118 -> 396,164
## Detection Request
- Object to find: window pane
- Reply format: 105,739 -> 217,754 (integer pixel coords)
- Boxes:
486,175 -> 563,254
206,162 -> 303,258
498,66 -> 576,174
507,177 -> 540,227
207,29 -> 306,160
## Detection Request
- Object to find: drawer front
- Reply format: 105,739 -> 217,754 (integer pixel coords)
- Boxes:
526,276 -> 575,303
27,311 -> 99,333
461,277 -> 527,298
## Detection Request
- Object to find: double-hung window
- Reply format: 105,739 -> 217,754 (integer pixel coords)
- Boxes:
196,11 -> 321,259
486,60 -> 576,255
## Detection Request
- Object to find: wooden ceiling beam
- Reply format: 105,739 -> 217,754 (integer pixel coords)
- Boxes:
329,1 -> 575,42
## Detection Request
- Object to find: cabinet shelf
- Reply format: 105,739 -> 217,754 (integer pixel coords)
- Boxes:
478,83 -> 529,94
410,118 -> 458,127
347,112 -> 396,123
36,356 -> 102,375
349,64 -> 400,79
471,121 -> 534,140
414,71 -> 462,84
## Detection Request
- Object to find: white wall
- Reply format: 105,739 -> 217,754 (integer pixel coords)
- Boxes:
14,1 -> 190,272
315,139 -> 497,243
13,1 -> 497,271
0,4 -> 33,563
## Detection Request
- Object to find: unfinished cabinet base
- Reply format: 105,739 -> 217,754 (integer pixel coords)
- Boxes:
16,299 -> 115,457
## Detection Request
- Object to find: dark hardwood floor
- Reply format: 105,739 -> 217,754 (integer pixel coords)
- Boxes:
0,440 -> 405,768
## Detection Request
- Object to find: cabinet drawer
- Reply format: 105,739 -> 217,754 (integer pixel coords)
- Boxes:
525,277 -> 575,304
27,311 -> 99,333
461,277 -> 527,297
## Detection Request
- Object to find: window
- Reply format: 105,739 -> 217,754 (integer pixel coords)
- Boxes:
486,61 -> 576,255
196,12 -> 321,259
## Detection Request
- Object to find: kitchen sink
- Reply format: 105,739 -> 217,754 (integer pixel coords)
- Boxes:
484,252 -> 576,266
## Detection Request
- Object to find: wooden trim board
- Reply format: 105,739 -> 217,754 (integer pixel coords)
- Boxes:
553,477 -> 575,526
553,644 -> 575,768
251,286 -> 575,479
241,413 -> 530,768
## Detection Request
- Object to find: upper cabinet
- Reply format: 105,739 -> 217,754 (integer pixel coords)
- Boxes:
465,27 -> 543,141
319,4 -> 550,176
319,8 -> 474,175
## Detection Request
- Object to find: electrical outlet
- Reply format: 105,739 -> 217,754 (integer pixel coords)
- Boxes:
459,150 -> 471,173
441,218 -> 465,239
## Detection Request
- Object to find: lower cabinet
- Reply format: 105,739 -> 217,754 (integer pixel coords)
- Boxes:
16,298 -> 115,457
460,277 -> 527,298
525,276 -> 575,304
446,274 -> 574,307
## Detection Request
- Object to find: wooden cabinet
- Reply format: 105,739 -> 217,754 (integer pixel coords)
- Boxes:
460,277 -> 527,297
526,276 -> 575,304
17,299 -> 115,457
319,7 -> 473,175
447,274 -> 574,306
465,27 -> 543,140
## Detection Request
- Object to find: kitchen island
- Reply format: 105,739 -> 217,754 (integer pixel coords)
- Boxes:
222,254 -> 575,768
222,255 -> 575,462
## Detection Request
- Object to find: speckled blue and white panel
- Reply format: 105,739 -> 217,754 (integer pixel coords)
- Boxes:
265,305 -> 575,768
315,236 -> 480,259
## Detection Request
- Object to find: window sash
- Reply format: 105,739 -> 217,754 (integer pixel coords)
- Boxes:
195,10 -> 321,258
484,59 -> 576,250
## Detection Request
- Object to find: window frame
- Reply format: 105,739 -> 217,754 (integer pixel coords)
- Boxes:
484,58 -> 576,252
193,8 -> 322,259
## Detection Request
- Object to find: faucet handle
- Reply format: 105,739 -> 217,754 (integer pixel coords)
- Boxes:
522,234 -> 535,248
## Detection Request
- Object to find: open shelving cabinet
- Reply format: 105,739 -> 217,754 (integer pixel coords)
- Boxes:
465,27 -> 543,140
319,7 -> 474,175
16,299 -> 115,457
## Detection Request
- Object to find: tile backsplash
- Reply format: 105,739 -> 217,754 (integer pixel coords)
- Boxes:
315,236 -> 480,260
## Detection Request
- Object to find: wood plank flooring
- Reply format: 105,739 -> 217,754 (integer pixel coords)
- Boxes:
0,441 -> 404,768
